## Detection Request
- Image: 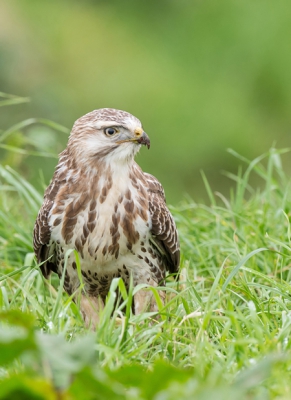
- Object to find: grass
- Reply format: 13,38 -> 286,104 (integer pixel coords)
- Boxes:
1,140 -> 291,398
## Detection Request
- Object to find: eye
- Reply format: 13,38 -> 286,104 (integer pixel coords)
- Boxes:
104,127 -> 118,136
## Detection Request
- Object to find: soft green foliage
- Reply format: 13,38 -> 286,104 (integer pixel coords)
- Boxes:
1,143 -> 291,398
2,1 -> 291,202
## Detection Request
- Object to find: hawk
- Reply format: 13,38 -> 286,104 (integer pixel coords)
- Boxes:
33,108 -> 180,327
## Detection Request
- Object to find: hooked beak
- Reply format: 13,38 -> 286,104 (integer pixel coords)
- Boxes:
136,131 -> 150,149
116,130 -> 151,149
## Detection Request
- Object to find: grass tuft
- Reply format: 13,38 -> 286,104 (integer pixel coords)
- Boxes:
1,147 -> 291,398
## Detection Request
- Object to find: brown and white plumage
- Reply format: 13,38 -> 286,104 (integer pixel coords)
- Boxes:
33,108 -> 179,327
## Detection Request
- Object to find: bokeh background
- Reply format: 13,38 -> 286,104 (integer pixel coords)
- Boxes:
1,0 -> 291,204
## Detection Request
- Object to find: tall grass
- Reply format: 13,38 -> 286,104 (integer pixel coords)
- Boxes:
1,112 -> 291,398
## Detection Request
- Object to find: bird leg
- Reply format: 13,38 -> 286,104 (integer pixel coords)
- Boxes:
80,294 -> 104,330
133,277 -> 165,315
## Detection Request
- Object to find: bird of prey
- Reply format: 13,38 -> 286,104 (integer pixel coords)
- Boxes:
33,108 -> 180,327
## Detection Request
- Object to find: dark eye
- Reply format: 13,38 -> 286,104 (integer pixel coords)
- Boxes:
104,127 -> 118,136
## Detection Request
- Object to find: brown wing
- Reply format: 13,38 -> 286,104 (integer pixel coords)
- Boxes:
145,173 -> 180,274
33,169 -> 65,278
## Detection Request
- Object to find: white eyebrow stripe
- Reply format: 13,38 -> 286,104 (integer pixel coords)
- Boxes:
91,114 -> 142,131
93,120 -> 120,129
98,124 -> 127,129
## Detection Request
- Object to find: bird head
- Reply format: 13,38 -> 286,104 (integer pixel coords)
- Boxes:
68,108 -> 150,166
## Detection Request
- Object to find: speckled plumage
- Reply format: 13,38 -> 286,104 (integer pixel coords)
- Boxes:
33,108 -> 179,327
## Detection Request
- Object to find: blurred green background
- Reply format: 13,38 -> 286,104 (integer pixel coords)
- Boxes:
1,0 -> 291,204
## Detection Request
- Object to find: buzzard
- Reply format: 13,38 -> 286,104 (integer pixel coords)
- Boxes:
34,108 -> 180,327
